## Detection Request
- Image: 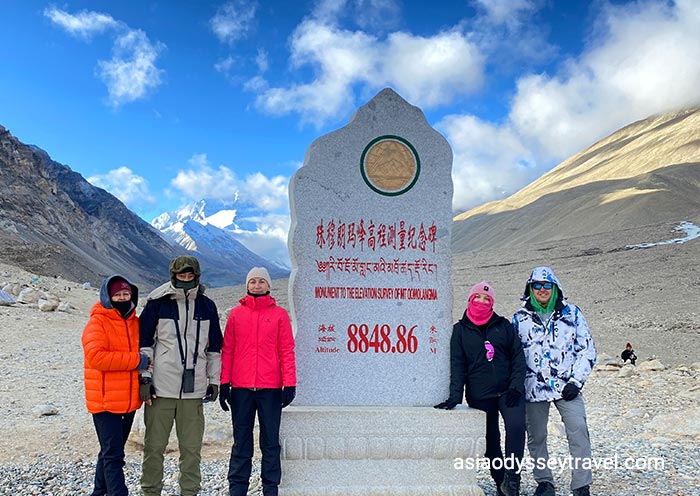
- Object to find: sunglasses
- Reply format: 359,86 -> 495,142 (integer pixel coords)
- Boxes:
484,341 -> 495,361
531,282 -> 553,290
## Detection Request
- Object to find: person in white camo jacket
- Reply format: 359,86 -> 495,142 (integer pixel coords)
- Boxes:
512,266 -> 597,496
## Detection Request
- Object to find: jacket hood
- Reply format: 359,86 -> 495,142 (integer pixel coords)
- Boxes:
99,275 -> 138,309
521,266 -> 564,301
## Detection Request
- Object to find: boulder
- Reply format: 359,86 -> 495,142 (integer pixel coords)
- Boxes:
17,287 -> 42,304
638,359 -> 666,372
648,407 -> 700,437
618,364 -> 638,378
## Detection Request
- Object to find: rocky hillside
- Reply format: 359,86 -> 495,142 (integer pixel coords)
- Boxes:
452,107 -> 700,251
0,125 -> 182,287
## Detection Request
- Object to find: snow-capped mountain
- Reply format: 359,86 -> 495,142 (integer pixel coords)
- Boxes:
152,200 -> 290,287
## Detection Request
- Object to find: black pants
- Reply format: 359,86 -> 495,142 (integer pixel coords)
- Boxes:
91,410 -> 136,496
467,395 -> 526,485
228,388 -> 282,496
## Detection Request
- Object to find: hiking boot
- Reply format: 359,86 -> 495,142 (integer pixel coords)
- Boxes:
499,472 -> 520,496
573,485 -> 590,496
533,481 -> 556,496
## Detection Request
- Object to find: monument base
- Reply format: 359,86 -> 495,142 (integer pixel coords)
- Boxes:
279,406 -> 486,496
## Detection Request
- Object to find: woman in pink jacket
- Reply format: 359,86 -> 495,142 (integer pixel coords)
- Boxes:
219,267 -> 297,496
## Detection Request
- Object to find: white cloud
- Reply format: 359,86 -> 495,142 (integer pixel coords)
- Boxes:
214,55 -> 235,74
437,114 -> 538,212
252,19 -> 484,125
44,7 -> 118,39
171,155 -> 289,212
313,0 -> 401,30
474,0 -> 539,29
45,8 -> 165,107
210,0 -> 257,44
381,30 -> 484,107
510,0 -> 700,161
255,49 -> 269,72
88,166 -> 156,209
232,213 -> 292,268
97,30 -> 165,107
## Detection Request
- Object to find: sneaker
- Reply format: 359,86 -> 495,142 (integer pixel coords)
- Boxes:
499,472 -> 520,496
533,481 -> 556,496
572,485 -> 590,496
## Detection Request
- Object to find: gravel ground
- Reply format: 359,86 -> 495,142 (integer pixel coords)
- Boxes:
2,224 -> 700,495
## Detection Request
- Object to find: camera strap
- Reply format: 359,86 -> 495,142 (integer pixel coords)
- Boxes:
173,299 -> 202,368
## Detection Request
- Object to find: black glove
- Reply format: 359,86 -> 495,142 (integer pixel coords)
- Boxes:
504,388 -> 522,407
139,382 -> 155,402
434,399 -> 459,410
219,383 -> 231,412
282,386 -> 296,408
203,384 -> 219,403
561,382 -> 580,401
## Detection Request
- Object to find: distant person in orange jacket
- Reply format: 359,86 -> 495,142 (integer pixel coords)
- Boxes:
82,275 -> 150,496
219,267 -> 297,496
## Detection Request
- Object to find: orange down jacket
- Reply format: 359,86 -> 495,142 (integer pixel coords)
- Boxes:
82,276 -> 143,414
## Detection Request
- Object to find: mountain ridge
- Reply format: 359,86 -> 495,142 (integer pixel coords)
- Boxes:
452,107 -> 700,251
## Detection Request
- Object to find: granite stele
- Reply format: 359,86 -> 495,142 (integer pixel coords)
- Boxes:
281,88 -> 485,495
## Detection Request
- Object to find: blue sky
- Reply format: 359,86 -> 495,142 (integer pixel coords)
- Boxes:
2,0 -> 699,262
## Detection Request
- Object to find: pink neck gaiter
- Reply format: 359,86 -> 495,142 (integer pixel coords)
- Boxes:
467,297 -> 494,326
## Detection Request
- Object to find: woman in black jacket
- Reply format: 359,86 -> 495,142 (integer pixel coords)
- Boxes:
435,281 -> 526,496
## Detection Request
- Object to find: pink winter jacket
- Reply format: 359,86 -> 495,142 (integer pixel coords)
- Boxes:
221,294 -> 296,389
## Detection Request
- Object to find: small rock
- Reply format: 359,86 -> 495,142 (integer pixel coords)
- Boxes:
38,296 -> 60,312
82,282 -> 92,289
618,364 -> 638,378
32,404 -> 59,417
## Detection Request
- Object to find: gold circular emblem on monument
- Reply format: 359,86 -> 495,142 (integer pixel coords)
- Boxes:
360,136 -> 420,196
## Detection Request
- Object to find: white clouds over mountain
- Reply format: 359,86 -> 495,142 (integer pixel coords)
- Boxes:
444,0 -> 700,211
87,166 -> 156,208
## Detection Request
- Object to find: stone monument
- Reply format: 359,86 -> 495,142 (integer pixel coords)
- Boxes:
283,88 -> 485,495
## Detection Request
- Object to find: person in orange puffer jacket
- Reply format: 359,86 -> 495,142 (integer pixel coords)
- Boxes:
219,267 -> 297,496
82,275 -> 150,496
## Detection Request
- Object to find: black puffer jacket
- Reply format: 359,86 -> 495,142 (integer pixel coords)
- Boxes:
448,311 -> 526,402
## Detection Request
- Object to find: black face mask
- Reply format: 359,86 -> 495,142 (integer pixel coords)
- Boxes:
247,291 -> 270,298
174,279 -> 197,291
112,300 -> 133,318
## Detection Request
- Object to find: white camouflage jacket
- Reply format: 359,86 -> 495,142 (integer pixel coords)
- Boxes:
512,266 -> 597,402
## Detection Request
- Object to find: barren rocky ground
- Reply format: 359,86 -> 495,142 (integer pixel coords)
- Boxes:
1,221 -> 699,495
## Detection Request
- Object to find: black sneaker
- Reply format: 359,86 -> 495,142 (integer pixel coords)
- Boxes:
573,485 -> 590,496
533,481 -> 556,496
